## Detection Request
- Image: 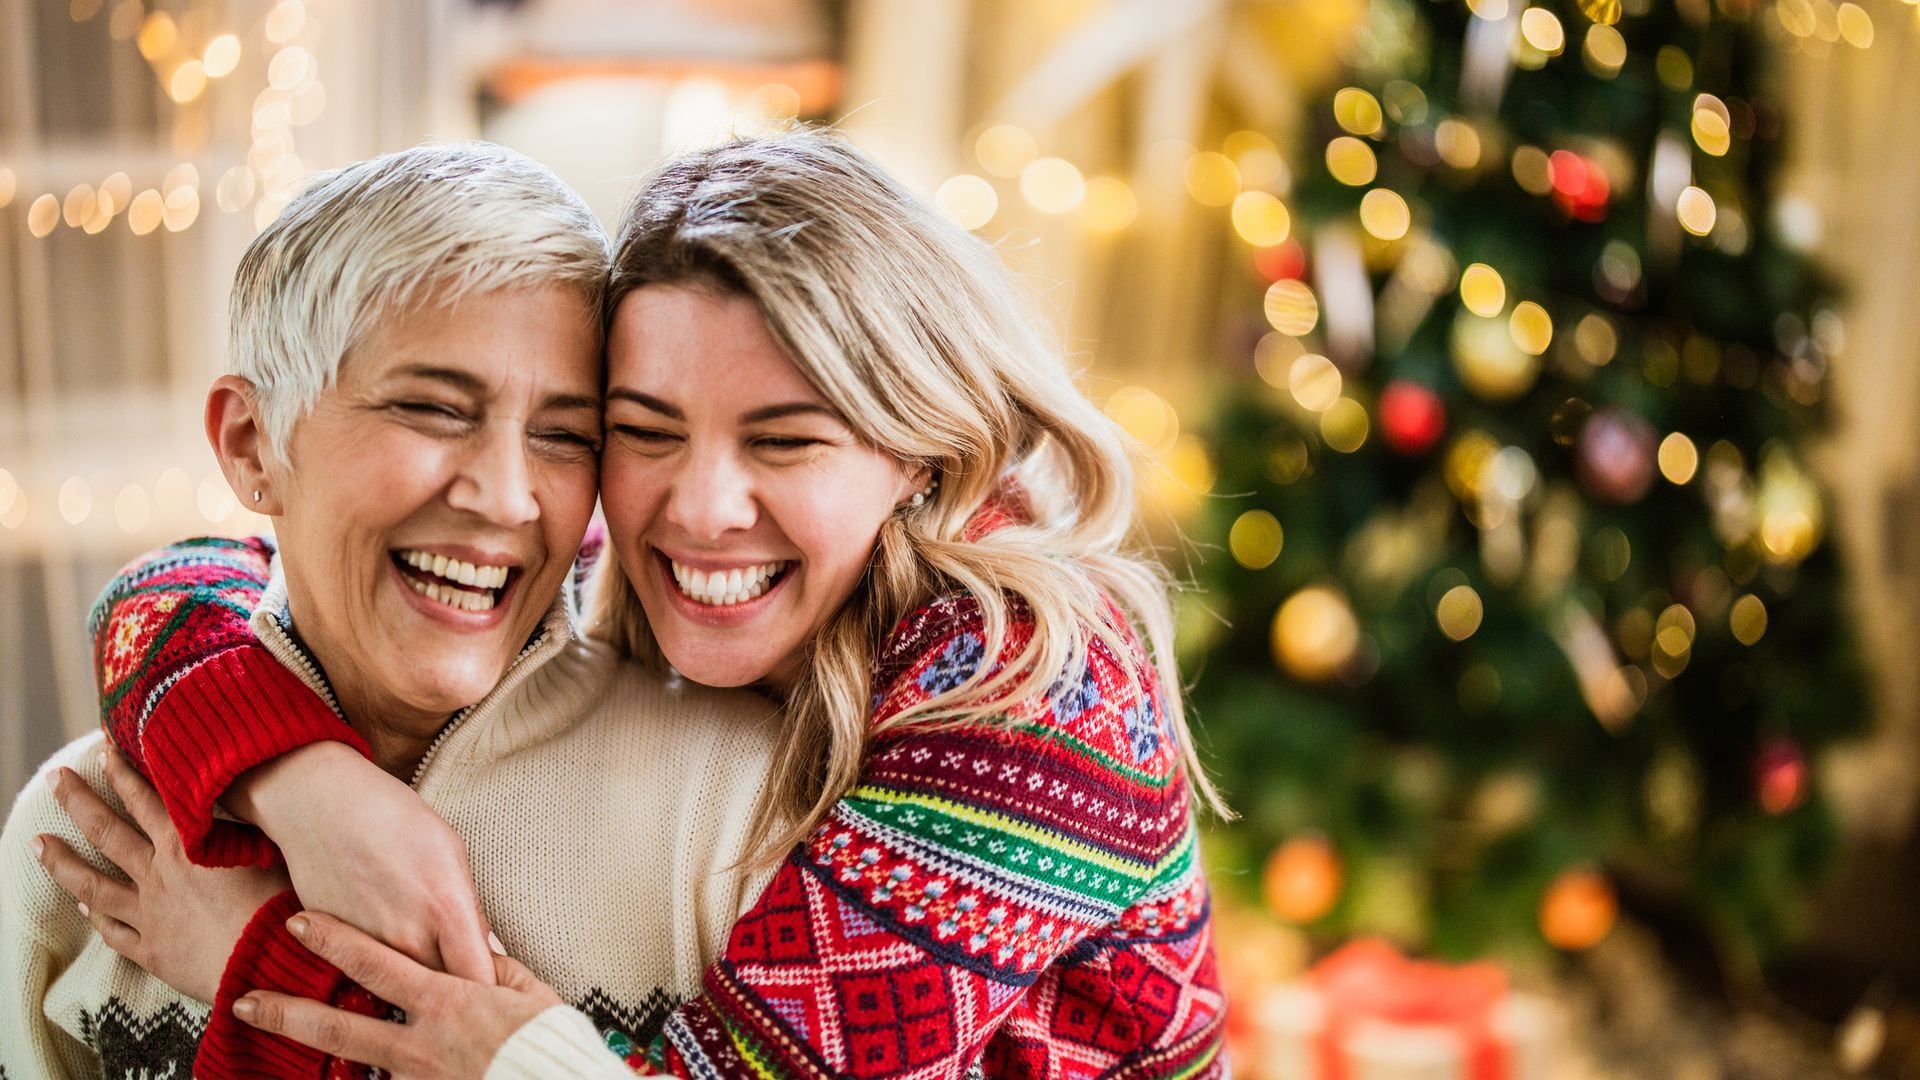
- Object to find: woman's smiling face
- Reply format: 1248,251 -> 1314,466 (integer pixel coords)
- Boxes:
599,284 -> 923,691
266,284 -> 603,728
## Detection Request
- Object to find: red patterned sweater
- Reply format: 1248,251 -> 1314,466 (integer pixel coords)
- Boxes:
92,536 -> 1225,1079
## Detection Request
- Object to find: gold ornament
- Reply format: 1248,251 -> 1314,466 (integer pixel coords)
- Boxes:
1271,586 -> 1359,682
1451,311 -> 1541,401
1540,867 -> 1617,950
1578,0 -> 1622,26
1263,836 -> 1343,924
1754,449 -> 1823,566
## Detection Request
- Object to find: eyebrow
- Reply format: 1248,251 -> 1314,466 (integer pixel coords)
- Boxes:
606,388 -> 843,425
393,364 -> 598,413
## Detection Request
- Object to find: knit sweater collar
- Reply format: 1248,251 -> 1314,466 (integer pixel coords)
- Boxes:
246,557 -> 577,776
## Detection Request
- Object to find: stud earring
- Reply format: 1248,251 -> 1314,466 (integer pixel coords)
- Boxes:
252,490 -> 262,504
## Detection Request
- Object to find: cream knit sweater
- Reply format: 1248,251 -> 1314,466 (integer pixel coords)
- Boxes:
1,571 -> 781,1078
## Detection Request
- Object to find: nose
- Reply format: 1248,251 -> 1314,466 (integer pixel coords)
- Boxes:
664,446 -> 757,541
446,423 -> 540,527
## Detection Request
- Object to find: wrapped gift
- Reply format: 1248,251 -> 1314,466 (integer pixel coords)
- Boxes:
1240,940 -> 1559,1080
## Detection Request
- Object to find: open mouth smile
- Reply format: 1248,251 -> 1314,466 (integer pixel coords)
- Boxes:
664,555 -> 792,606
392,549 -> 519,613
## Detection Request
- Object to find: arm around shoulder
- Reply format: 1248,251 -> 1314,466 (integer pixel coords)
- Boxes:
88,535 -> 367,867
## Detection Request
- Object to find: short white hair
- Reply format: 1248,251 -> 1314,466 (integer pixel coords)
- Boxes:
230,140 -> 611,447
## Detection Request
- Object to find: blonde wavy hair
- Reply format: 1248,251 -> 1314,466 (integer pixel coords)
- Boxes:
591,130 -> 1224,859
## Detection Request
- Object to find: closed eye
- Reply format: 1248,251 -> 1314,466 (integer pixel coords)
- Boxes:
609,425 -> 682,446
536,429 -> 602,453
391,401 -> 473,430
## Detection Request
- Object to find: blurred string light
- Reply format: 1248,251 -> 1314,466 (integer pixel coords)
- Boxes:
933,174 -> 997,231
30,0 -> 323,241
1433,119 -> 1481,170
1104,386 -> 1180,455
1264,279 -> 1320,336
1584,24 -> 1628,77
58,477 -> 93,525
975,123 -> 1038,178
1658,432 -> 1699,484
115,482 -> 152,534
1229,510 -> 1284,570
1020,157 -> 1085,214
1332,87 -> 1383,137
1359,188 -> 1411,241
1508,300 -> 1553,355
1078,176 -> 1138,233
1232,191 -> 1291,247
1288,353 -> 1342,412
1183,151 -> 1240,207
1224,130 -> 1287,191
1436,583 -> 1484,641
1320,398 -> 1369,453
1325,136 -> 1379,186
1459,263 -> 1506,317
1677,185 -> 1718,235
1519,8 -> 1566,55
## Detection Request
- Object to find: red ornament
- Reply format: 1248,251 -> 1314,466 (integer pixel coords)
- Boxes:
1576,408 -> 1656,504
1379,380 -> 1448,455
1756,738 -> 1809,815
1549,149 -> 1611,223
1255,238 -> 1309,282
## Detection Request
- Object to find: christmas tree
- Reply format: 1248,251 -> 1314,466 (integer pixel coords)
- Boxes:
1187,0 -> 1868,970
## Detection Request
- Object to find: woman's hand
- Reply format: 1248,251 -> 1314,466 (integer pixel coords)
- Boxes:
232,910 -> 563,1078
35,745 -> 292,1003
227,740 -> 499,984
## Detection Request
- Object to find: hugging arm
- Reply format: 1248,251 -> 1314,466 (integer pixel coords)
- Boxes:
89,536 -> 365,868
236,597 -> 1223,1078
85,536 -> 501,1074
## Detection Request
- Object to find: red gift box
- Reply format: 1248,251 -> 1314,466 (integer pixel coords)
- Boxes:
1243,939 -> 1558,1080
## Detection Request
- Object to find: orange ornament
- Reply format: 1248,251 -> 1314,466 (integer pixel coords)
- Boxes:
1539,867 -> 1617,950
1263,836 -> 1343,924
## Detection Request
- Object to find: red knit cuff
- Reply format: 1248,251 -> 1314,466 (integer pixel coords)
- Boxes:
197,889 -> 349,1080
141,646 -> 371,868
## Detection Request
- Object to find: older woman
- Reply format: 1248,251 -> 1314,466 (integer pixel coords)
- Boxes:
53,131 -> 1226,1078
3,141 -> 780,1079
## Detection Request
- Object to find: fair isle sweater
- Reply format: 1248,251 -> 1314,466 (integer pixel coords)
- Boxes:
95,536 -> 1227,1079
1,730 -> 213,1079
79,537 -> 783,1079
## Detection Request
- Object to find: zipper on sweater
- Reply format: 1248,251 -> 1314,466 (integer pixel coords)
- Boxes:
257,606 -> 559,791
256,612 -> 348,722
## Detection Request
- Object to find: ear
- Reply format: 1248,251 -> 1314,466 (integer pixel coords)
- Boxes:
899,462 -> 934,504
204,375 -> 285,515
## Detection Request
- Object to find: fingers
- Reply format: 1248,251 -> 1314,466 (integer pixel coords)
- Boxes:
51,767 -> 153,875
287,911 -> 437,1007
102,745 -> 175,843
35,834 -> 142,928
233,991 -> 413,1072
437,898 -> 500,986
79,897 -> 144,957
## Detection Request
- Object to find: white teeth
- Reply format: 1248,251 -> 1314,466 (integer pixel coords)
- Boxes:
395,549 -> 512,611
665,558 -> 786,606
406,572 -> 497,612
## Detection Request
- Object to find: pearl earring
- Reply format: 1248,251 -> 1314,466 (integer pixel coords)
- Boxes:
908,474 -> 940,508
